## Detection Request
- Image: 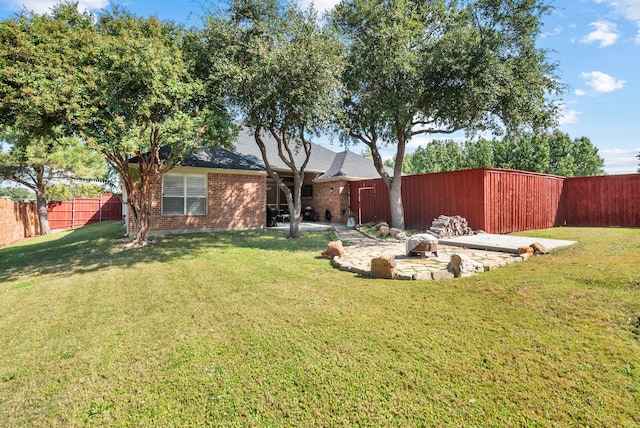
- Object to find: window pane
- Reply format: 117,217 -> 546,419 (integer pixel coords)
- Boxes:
163,174 -> 184,197
186,175 -> 206,197
163,197 -> 184,215
186,197 -> 206,215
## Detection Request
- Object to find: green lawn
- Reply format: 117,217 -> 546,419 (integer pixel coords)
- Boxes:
1,222 -> 639,426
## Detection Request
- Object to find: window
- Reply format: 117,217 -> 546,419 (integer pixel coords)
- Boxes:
162,173 -> 207,215
301,185 -> 313,198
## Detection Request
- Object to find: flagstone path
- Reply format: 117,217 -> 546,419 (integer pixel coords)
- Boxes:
333,228 -> 528,281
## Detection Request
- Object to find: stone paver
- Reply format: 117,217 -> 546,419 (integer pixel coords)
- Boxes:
333,228 -> 528,281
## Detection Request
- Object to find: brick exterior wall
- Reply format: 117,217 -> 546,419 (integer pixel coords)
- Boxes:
311,180 -> 350,224
0,198 -> 40,248
130,170 -> 267,235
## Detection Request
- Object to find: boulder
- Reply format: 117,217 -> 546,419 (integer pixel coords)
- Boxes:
321,240 -> 345,259
379,225 -> 390,237
374,221 -> 389,230
396,232 -> 408,241
389,228 -> 402,238
530,242 -> 549,255
371,255 -> 397,279
447,254 -> 484,278
518,247 -> 534,256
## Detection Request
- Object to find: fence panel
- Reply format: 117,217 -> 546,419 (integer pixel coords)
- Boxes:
484,170 -> 564,234
47,194 -> 122,230
402,169 -> 487,231
561,174 -> 640,227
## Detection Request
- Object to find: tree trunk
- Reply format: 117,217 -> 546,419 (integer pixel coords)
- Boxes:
388,177 -> 404,230
286,175 -> 303,239
129,180 -> 154,247
364,132 -> 406,230
35,189 -> 50,235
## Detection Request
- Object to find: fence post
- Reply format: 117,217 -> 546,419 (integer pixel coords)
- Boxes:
72,198 -> 76,229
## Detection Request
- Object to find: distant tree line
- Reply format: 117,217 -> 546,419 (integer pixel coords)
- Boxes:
394,130 -> 605,177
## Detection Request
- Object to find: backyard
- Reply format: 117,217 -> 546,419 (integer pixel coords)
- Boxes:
0,222 -> 639,426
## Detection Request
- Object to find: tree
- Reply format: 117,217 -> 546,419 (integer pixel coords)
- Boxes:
222,0 -> 343,238
637,152 -> 640,173
46,183 -> 108,201
0,4 -> 101,233
567,136 -> 604,176
494,131 -> 550,172
0,131 -> 105,234
0,186 -> 34,200
77,7 -> 235,246
461,138 -> 493,169
332,0 -> 562,229
405,140 -> 464,174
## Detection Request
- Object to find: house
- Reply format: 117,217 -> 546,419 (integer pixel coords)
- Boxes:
125,128 -> 387,236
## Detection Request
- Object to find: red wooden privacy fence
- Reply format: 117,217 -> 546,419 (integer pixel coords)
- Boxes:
350,169 -> 639,234
47,194 -> 123,230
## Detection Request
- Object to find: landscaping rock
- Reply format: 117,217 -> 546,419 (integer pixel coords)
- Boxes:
396,232 -> 408,241
530,242 -> 549,255
371,255 -> 397,279
518,246 -> 534,256
447,253 -> 484,278
413,271 -> 432,281
374,221 -> 389,230
390,228 -> 402,238
379,225 -> 390,237
432,270 -> 455,280
321,240 -> 345,259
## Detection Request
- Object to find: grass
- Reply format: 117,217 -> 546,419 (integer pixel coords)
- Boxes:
1,222 -> 639,426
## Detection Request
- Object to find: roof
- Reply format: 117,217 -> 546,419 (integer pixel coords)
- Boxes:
130,146 -> 264,173
132,127 -> 389,180
232,127 -> 388,180
179,147 -> 264,172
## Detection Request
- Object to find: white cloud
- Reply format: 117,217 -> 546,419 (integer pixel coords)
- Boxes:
575,89 -> 587,96
580,71 -> 626,93
559,108 -> 581,125
581,21 -> 620,47
600,147 -> 640,156
635,24 -> 640,44
2,0 -> 107,14
542,25 -> 563,38
596,0 -> 640,21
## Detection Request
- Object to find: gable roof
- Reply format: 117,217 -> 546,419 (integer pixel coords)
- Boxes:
232,127 -> 388,181
132,127 -> 389,179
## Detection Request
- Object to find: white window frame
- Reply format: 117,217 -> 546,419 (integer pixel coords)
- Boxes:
161,173 -> 207,216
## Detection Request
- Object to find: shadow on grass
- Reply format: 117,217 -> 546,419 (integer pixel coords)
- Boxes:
0,221 -> 333,282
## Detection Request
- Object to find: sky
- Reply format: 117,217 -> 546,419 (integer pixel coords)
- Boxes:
1,0 -> 639,174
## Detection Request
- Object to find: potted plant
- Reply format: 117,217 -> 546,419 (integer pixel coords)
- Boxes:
346,212 -> 357,229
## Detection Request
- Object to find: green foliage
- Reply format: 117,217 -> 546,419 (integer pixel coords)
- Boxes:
46,183 -> 109,201
405,140 -> 465,174
0,4 -> 96,139
0,131 -> 107,191
0,186 -> 33,200
0,6 -> 111,234
403,131 -> 604,176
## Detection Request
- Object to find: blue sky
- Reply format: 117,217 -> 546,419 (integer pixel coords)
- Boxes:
1,0 -> 639,174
